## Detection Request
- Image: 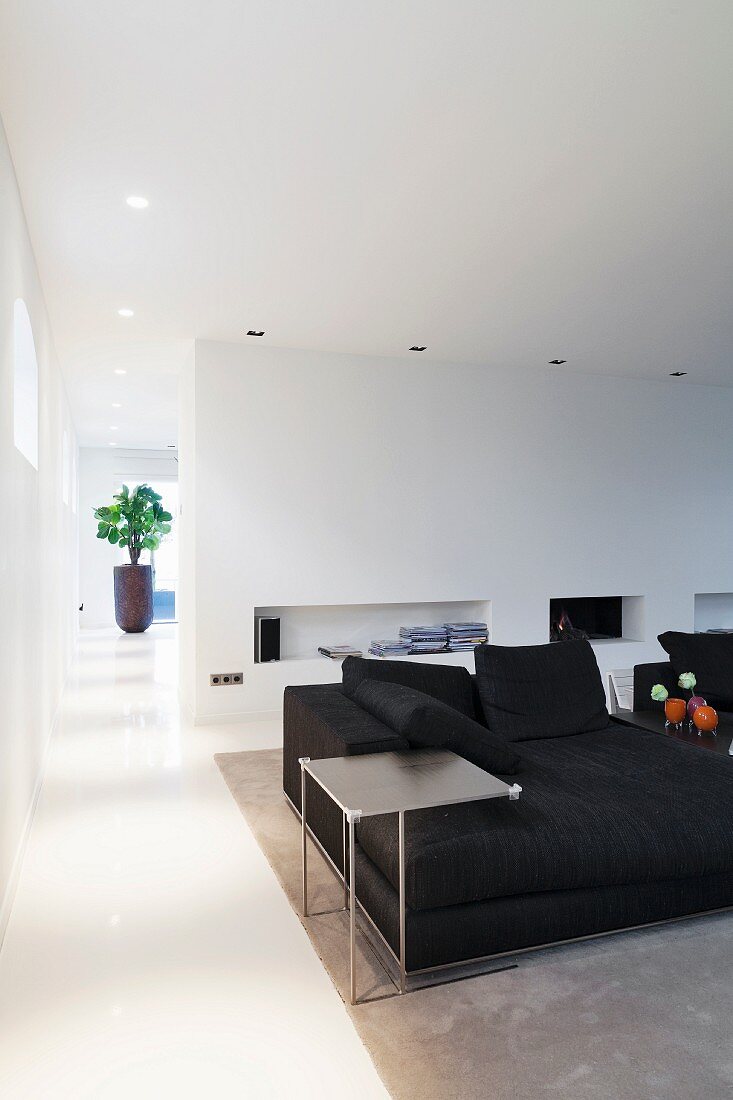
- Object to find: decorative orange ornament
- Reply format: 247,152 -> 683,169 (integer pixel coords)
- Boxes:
692,705 -> 718,733
664,698 -> 686,727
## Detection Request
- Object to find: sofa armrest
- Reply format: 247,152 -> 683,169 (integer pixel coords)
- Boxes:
282,683 -> 408,873
633,661 -> 677,711
282,683 -> 408,803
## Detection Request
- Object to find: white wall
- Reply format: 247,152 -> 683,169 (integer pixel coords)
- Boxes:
178,345 -> 197,716
0,116 -> 78,939
180,340 -> 733,723
78,447 -> 178,628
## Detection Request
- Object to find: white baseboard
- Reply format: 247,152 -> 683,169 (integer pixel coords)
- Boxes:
194,708 -> 282,726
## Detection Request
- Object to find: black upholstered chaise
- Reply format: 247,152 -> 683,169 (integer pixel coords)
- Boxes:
284,643 -> 733,975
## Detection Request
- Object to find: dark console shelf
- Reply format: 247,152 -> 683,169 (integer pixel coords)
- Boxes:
612,709 -> 732,756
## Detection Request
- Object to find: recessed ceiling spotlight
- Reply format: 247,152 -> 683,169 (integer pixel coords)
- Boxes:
409,346 -> 427,352
108,442 -> 117,447
669,371 -> 687,377
247,330 -> 265,337
114,369 -> 127,375
117,308 -> 134,318
126,196 -> 149,209
112,402 -> 122,408
109,426 -> 119,431
548,359 -> 567,365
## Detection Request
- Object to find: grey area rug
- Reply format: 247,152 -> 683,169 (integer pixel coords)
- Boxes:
215,748 -> 733,1100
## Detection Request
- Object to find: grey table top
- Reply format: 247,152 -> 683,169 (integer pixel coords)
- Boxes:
303,749 -> 519,817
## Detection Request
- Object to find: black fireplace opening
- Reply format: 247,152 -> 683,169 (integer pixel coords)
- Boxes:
549,596 -> 623,642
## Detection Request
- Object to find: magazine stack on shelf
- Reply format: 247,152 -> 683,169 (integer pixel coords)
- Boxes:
368,639 -> 412,658
445,622 -> 489,651
317,645 -> 363,660
398,624 -> 449,654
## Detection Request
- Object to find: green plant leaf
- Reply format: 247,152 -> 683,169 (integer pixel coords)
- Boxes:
94,484 -> 171,555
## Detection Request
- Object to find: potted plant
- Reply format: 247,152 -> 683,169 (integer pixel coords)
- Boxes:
94,484 -> 172,633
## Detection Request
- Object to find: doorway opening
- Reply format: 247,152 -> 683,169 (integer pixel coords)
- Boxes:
148,479 -> 179,622
110,474 -> 179,624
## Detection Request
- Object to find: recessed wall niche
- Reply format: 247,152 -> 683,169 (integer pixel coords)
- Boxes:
253,600 -> 492,662
548,595 -> 644,644
694,593 -> 733,634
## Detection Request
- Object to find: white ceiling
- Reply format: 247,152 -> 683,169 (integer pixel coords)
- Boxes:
0,1 -> 731,447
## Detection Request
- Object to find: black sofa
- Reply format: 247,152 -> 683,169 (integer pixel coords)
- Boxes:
633,660 -> 681,711
634,630 -> 733,712
284,642 -> 733,975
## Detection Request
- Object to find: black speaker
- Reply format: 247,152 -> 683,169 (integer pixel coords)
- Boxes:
255,616 -> 280,663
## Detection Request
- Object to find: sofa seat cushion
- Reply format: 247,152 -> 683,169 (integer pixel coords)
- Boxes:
350,680 -> 522,774
474,639 -> 609,741
342,655 -> 475,718
658,631 -> 733,709
356,724 -> 733,911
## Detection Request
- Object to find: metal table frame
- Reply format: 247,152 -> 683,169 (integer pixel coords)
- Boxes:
299,752 -> 521,1005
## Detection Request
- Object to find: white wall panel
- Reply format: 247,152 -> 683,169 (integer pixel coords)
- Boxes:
0,118 -> 78,939
180,339 -> 733,721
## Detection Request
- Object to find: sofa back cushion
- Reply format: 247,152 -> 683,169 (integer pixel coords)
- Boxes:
474,640 -> 609,741
350,680 -> 521,774
658,631 -> 733,708
342,655 -> 475,718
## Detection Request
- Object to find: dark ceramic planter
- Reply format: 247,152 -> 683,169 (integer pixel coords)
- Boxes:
114,564 -> 154,633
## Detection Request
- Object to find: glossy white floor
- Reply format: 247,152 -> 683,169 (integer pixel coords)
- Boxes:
0,627 -> 388,1099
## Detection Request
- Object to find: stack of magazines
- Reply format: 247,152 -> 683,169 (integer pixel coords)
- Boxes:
368,639 -> 411,658
317,645 -> 363,660
445,622 -> 489,650
398,624 -> 449,654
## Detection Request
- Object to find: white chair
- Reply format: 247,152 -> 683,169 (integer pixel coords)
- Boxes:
609,668 -> 634,714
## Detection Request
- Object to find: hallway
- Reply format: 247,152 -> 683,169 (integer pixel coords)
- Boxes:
0,628 -> 386,1098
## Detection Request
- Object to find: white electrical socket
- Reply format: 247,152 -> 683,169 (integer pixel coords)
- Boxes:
210,673 -> 243,686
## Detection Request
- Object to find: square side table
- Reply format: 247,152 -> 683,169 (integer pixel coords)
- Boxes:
299,749 -> 521,1004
